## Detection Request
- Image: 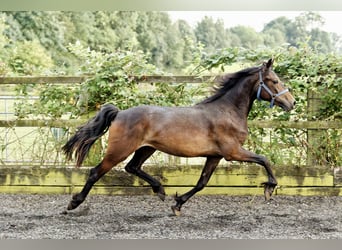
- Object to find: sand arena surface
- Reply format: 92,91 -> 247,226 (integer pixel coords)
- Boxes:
0,194 -> 342,239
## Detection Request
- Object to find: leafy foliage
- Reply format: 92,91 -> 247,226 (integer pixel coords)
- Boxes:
8,40 -> 54,75
14,42 -> 205,119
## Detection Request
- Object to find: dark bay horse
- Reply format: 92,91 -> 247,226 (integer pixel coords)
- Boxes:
63,59 -> 295,216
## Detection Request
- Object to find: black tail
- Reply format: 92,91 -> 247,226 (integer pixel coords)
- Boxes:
62,103 -> 119,167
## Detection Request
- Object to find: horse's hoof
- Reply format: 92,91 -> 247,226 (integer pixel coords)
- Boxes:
67,203 -> 74,210
152,186 -> 166,201
157,191 -> 166,201
171,205 -> 181,216
61,210 -> 68,215
262,182 -> 276,201
67,200 -> 78,210
67,194 -> 83,210
264,190 -> 272,201
157,186 -> 166,201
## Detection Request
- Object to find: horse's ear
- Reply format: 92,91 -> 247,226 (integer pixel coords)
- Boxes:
266,58 -> 274,69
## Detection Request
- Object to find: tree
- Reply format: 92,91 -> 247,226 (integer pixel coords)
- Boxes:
6,12 -> 65,52
295,11 -> 325,32
263,16 -> 300,46
172,20 -> 198,70
309,29 -> 335,53
8,40 -> 54,75
0,14 -> 10,75
229,25 -> 264,49
0,11 -> 340,74
262,12 -> 336,53
194,16 -> 230,54
262,28 -> 287,47
108,11 -> 139,50
135,12 -> 182,68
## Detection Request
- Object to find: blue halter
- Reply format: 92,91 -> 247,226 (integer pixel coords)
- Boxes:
256,71 -> 289,108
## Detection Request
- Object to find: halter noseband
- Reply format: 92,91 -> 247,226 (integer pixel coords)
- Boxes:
256,71 -> 289,108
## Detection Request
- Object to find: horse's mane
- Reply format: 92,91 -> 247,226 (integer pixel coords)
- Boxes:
199,66 -> 261,104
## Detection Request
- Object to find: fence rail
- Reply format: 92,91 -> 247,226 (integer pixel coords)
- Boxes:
0,119 -> 341,129
0,75 -> 216,85
1,75 -> 340,129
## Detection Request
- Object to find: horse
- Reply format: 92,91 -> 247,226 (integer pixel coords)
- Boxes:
62,58 -> 295,216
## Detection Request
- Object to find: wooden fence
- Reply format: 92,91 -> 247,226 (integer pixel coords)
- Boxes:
1,76 -> 340,130
0,76 -> 341,197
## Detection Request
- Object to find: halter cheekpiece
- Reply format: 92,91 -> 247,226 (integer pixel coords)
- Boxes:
256,70 -> 289,108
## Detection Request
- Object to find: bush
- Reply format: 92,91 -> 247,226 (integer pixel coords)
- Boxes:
8,40 -> 54,75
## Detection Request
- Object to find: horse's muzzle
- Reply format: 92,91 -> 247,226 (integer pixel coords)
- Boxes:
280,99 -> 296,112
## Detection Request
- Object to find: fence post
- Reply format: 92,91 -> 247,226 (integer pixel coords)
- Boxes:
307,89 -> 327,166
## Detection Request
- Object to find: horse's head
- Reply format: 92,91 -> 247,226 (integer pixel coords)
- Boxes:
256,58 -> 295,111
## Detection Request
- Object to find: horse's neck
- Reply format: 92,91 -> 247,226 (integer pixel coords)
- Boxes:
221,82 -> 256,118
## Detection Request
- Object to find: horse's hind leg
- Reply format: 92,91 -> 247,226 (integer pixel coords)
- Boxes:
171,156 -> 222,216
124,146 -> 166,201
67,149 -> 131,211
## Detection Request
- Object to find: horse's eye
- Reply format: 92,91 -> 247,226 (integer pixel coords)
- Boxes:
273,80 -> 279,84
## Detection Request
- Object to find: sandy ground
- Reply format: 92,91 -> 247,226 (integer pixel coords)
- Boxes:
0,193 -> 342,239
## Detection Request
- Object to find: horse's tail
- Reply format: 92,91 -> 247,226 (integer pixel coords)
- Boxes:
62,103 -> 119,167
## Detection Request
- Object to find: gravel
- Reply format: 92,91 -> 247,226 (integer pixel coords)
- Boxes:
0,194 -> 342,239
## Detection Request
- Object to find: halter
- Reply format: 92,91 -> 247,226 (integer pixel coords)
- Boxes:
256,71 -> 289,108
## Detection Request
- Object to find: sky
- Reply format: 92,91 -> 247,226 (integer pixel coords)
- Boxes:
167,11 -> 342,36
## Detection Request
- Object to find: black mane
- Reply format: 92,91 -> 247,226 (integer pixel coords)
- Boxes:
199,66 -> 261,104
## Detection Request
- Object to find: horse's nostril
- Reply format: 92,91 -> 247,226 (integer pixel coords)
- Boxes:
293,101 -> 296,106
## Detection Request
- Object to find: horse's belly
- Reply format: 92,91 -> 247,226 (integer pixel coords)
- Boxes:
144,135 -> 219,157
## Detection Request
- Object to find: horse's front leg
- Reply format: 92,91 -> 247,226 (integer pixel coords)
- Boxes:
228,147 -> 277,200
